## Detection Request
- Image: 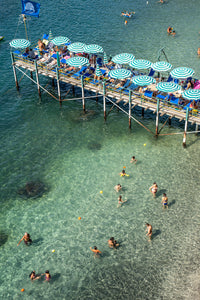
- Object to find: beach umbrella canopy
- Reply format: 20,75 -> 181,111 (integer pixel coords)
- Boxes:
182,89 -> 200,101
112,53 -> 135,64
129,59 -> 152,70
170,67 -> 195,79
66,56 -> 89,67
156,82 -> 181,93
68,42 -> 86,53
9,39 -> 31,49
83,44 -> 103,54
103,52 -> 108,65
132,75 -> 156,86
151,61 -> 172,72
108,68 -> 132,79
52,36 -> 70,46
95,64 -> 102,77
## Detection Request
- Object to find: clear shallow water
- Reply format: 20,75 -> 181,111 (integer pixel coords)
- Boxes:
0,1 -> 200,299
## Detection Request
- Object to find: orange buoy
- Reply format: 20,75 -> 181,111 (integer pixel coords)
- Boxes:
123,166 -> 126,169
78,217 -> 81,220
21,289 -> 25,292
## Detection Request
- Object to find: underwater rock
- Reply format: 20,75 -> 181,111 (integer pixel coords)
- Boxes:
17,181 -> 48,199
0,231 -> 8,246
88,142 -> 102,151
76,110 -> 97,122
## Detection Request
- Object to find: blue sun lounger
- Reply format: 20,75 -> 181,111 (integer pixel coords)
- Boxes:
123,83 -> 138,94
144,90 -> 153,98
72,66 -> 88,78
115,79 -> 130,92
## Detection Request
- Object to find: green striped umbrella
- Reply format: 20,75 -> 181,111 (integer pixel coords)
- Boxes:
49,30 -> 53,41
68,42 -> 86,53
108,68 -> 132,79
112,53 -> 135,64
132,75 -> 156,86
52,36 -> 70,46
182,89 -> 200,101
156,82 -> 181,93
170,67 -> 194,79
95,64 -> 102,77
129,59 -> 152,70
83,44 -> 104,54
151,61 -> 172,72
103,52 -> 108,65
66,56 -> 89,67
9,39 -> 31,49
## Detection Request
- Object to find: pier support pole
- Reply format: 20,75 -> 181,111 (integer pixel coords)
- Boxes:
96,92 -> 98,103
11,52 -> 19,90
56,67 -> 62,107
195,123 -> 199,136
103,82 -> 106,121
72,85 -> 75,96
52,78 -> 55,88
81,75 -> 85,112
169,117 -> 171,127
34,61 -> 41,98
129,90 -> 132,129
30,71 -> 33,79
155,99 -> 160,137
183,107 -> 189,148
141,107 -> 144,118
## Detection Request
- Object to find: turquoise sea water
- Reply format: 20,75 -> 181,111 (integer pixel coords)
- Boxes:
0,0 -> 200,299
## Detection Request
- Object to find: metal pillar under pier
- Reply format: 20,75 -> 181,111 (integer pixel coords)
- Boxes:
11,52 -> 19,90
56,67 -> 61,106
81,75 -> 85,112
129,90 -> 132,129
34,61 -> 41,98
103,82 -> 106,120
155,99 -> 160,136
182,107 -> 189,148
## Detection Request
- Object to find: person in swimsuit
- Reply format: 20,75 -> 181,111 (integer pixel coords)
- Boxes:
145,223 -> 152,240
117,195 -> 126,208
113,240 -> 119,249
44,270 -> 51,281
161,193 -> 168,208
114,184 -> 122,192
167,26 -> 172,34
119,170 -> 129,177
17,232 -> 32,246
130,156 -> 137,164
108,237 -> 114,248
149,182 -> 158,198
29,271 -> 40,281
90,246 -> 102,257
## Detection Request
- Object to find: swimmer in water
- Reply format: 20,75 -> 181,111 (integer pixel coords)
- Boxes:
114,184 -> 122,192
17,232 -> 32,246
161,193 -> 168,209
167,26 -> 172,35
145,223 -> 152,240
117,195 -> 127,208
130,156 -> 137,164
149,182 -> 158,198
108,237 -> 114,248
29,271 -> 40,281
119,170 -> 129,177
90,246 -> 102,257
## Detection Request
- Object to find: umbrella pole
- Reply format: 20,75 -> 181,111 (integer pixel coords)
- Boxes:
56,67 -> 61,106
155,99 -> 160,136
81,75 -> 85,112
195,124 -> 199,136
11,52 -> 19,90
129,90 -> 132,129
183,107 -> 189,148
103,82 -> 106,120
34,61 -> 41,99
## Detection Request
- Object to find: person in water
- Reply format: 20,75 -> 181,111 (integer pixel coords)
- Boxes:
43,270 -> 51,281
130,156 -> 137,164
167,26 -> 172,34
114,184 -> 122,192
149,182 -> 158,198
117,195 -> 126,207
161,193 -> 168,209
90,246 -> 102,257
119,170 -> 129,177
17,232 -> 32,246
29,271 -> 40,281
145,223 -> 152,240
108,237 -> 114,248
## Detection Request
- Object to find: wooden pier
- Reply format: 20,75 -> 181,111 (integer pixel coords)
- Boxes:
11,54 -> 200,147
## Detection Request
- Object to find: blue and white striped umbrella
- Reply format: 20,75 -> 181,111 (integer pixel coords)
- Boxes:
66,56 -> 89,67
132,75 -> 156,86
95,64 -> 102,77
170,67 -> 194,79
68,42 -> 86,53
156,82 -> 181,93
112,53 -> 135,64
52,36 -> 70,46
151,61 -> 172,72
83,44 -> 103,54
182,89 -> 200,101
108,68 -> 132,79
129,59 -> 152,70
9,39 -> 31,49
